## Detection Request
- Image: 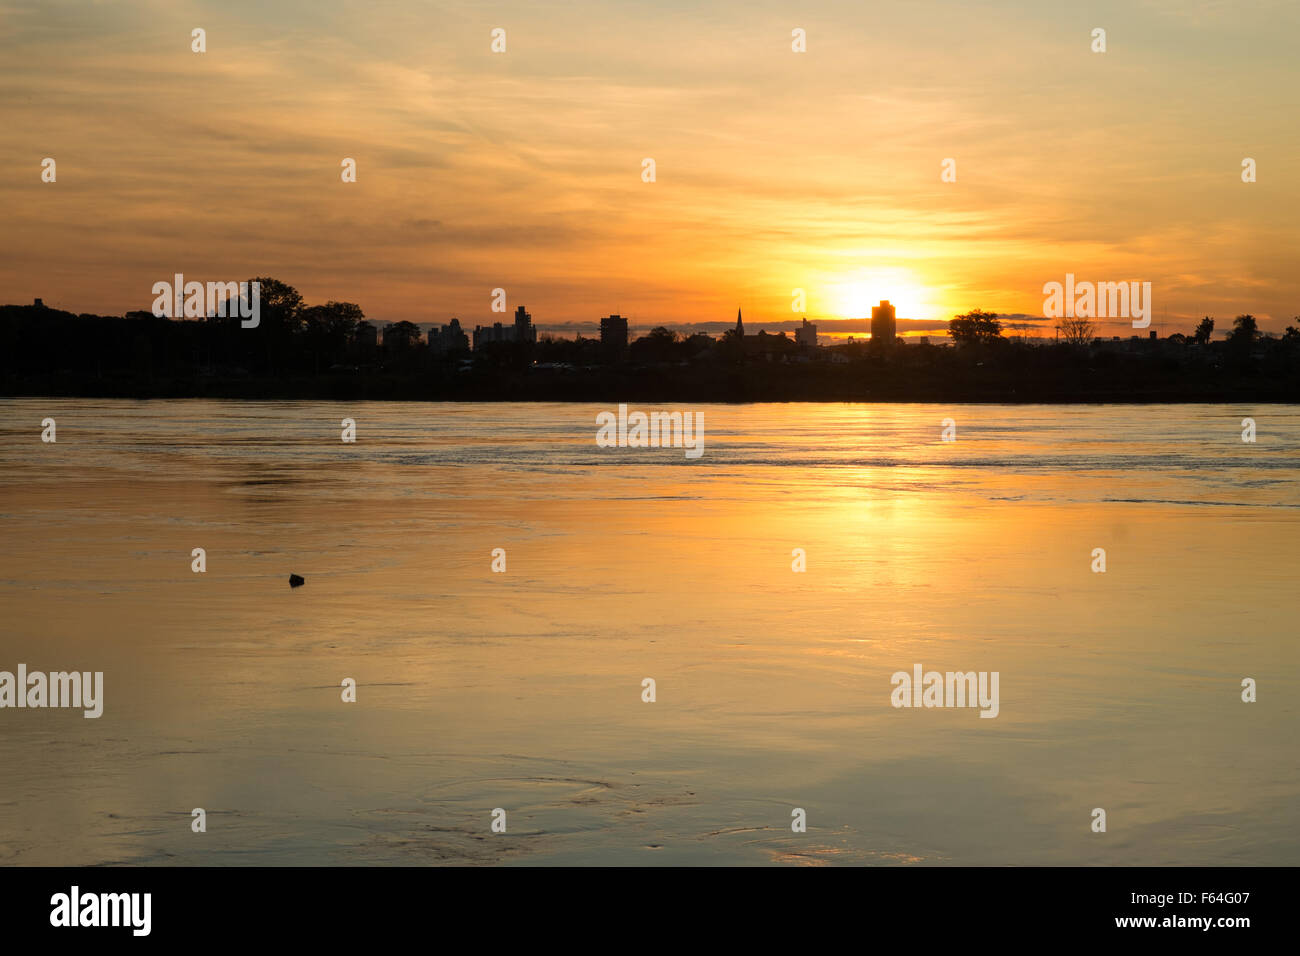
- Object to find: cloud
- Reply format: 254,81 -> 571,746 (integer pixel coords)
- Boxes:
0,0 -> 1296,331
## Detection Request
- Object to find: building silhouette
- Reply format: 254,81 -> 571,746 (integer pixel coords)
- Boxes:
472,322 -> 508,349
871,300 -> 896,344
513,305 -> 537,344
735,308 -> 745,338
428,318 -> 469,353
600,314 -> 629,360
473,305 -> 537,350
795,317 -> 817,348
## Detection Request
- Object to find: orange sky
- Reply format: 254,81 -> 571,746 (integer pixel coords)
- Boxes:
2,0 -> 1298,338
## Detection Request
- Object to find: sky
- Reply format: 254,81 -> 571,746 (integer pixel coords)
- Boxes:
2,0 -> 1298,339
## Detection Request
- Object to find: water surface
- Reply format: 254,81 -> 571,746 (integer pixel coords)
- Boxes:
1,400 -> 1296,865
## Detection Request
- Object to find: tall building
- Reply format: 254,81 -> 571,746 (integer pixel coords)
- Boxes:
513,305 -> 537,344
472,322 -> 507,349
795,317 -> 817,347
473,307 -> 536,349
600,314 -> 629,359
871,300 -> 896,344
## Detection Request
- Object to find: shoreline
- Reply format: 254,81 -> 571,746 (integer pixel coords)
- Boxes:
4,378 -> 1296,404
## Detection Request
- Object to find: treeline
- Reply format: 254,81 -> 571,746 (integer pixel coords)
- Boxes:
2,278 -> 385,381
947,308 -> 1300,349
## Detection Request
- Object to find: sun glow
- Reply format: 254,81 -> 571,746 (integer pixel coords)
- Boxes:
829,268 -> 940,321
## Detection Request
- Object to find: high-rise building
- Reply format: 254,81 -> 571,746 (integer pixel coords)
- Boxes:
871,300 -> 896,344
600,314 -> 629,359
473,307 -> 536,350
513,305 -> 537,344
472,322 -> 507,349
795,317 -> 817,347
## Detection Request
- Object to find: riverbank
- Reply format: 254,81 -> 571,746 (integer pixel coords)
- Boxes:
5,349 -> 1298,403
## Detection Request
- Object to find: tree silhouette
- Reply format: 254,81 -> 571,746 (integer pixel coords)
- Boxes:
245,276 -> 304,373
631,326 -> 681,363
383,320 -> 423,351
948,309 -> 1003,345
247,277 -> 304,334
1058,315 -> 1095,347
1229,314 -> 1259,344
302,301 -> 364,370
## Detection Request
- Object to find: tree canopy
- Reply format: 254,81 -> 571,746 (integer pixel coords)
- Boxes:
948,309 -> 1003,345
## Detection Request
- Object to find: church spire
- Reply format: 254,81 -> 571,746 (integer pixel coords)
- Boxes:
736,307 -> 744,337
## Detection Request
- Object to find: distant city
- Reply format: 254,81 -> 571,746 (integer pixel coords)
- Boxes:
262,297 -> 1298,359
304,297 -> 1300,359
3,285 -> 1297,402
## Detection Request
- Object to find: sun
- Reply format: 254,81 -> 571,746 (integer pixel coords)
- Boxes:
829,268 -> 937,320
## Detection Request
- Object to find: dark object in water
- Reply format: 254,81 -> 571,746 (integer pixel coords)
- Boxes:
289,574 -> 305,588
